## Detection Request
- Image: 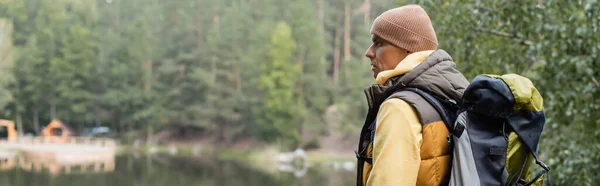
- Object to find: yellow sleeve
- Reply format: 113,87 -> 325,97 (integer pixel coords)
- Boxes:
366,98 -> 423,186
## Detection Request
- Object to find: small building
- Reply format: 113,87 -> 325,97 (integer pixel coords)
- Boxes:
0,119 -> 17,141
41,119 -> 75,138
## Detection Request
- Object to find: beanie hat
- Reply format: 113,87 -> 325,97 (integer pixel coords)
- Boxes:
370,5 -> 438,52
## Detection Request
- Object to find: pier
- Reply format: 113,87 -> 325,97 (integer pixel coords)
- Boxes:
0,136 -> 116,175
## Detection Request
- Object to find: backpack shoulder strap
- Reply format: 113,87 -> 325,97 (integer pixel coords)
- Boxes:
389,88 -> 464,154
387,90 -> 441,126
388,88 -> 456,132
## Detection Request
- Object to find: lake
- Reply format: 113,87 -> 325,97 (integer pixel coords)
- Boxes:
0,153 -> 356,186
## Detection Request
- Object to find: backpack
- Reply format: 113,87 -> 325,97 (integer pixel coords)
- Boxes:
401,74 -> 550,186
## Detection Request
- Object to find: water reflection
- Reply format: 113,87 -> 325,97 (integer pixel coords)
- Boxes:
0,153 -> 356,186
0,153 -> 114,175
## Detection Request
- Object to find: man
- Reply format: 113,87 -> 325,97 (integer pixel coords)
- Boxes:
355,5 -> 469,186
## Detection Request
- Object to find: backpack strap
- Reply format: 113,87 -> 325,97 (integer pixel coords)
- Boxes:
355,122 -> 376,165
355,151 -> 373,164
387,89 -> 443,127
522,159 -> 551,186
395,88 -> 459,132
388,88 -> 462,152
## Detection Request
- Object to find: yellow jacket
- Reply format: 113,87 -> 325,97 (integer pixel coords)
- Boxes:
364,98 -> 423,185
357,50 -> 469,186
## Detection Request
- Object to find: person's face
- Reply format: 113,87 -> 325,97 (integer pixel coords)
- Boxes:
365,35 -> 410,78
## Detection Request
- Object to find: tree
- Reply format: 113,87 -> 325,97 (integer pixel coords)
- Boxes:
0,19 -> 15,113
284,0 -> 330,145
50,25 -> 97,122
256,22 -> 299,148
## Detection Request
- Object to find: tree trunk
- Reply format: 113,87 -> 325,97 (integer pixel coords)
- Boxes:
33,108 -> 39,135
234,61 -> 241,91
16,112 -> 23,136
344,2 -> 351,61
147,124 -> 153,144
333,14 -> 343,84
115,110 -> 122,135
128,116 -> 133,135
115,0 -> 121,32
217,117 -> 227,144
296,49 -> 305,145
50,100 -> 56,119
210,57 -> 217,84
144,59 -> 152,93
95,105 -> 100,127
364,0 -> 371,26
317,0 -> 326,69
144,29 -> 152,94
297,97 -> 304,147
297,49 -> 305,88
317,0 -> 324,35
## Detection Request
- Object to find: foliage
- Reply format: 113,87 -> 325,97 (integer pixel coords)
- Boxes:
256,22 -> 300,148
414,0 -> 600,184
0,0 -> 597,183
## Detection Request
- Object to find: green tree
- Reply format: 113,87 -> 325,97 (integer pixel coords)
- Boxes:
284,0 -> 331,145
256,22 -> 299,148
50,25 -> 97,122
0,19 -> 15,113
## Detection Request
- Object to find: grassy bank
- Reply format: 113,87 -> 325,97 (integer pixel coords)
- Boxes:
117,144 -> 355,168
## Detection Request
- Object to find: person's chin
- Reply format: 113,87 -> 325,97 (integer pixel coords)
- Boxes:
372,71 -> 378,79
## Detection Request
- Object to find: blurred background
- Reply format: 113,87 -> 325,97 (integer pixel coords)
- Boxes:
0,0 -> 598,185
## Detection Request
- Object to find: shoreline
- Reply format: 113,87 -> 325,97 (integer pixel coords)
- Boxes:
117,143 -> 356,173
117,144 -> 355,162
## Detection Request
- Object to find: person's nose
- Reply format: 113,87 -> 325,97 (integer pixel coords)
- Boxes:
365,44 -> 375,60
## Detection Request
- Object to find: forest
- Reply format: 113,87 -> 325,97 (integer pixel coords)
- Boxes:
0,0 -> 598,184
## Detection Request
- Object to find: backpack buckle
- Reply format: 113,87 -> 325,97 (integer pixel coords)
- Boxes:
446,134 -> 453,152
355,150 -> 373,164
449,123 -> 465,138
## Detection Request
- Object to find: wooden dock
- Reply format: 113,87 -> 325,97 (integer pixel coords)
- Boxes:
0,136 -> 116,175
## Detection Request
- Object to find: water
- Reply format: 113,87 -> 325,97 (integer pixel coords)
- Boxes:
0,153 -> 356,186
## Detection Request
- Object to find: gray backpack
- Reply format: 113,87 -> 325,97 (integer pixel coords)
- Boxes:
357,74 -> 550,186
447,74 -> 550,186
